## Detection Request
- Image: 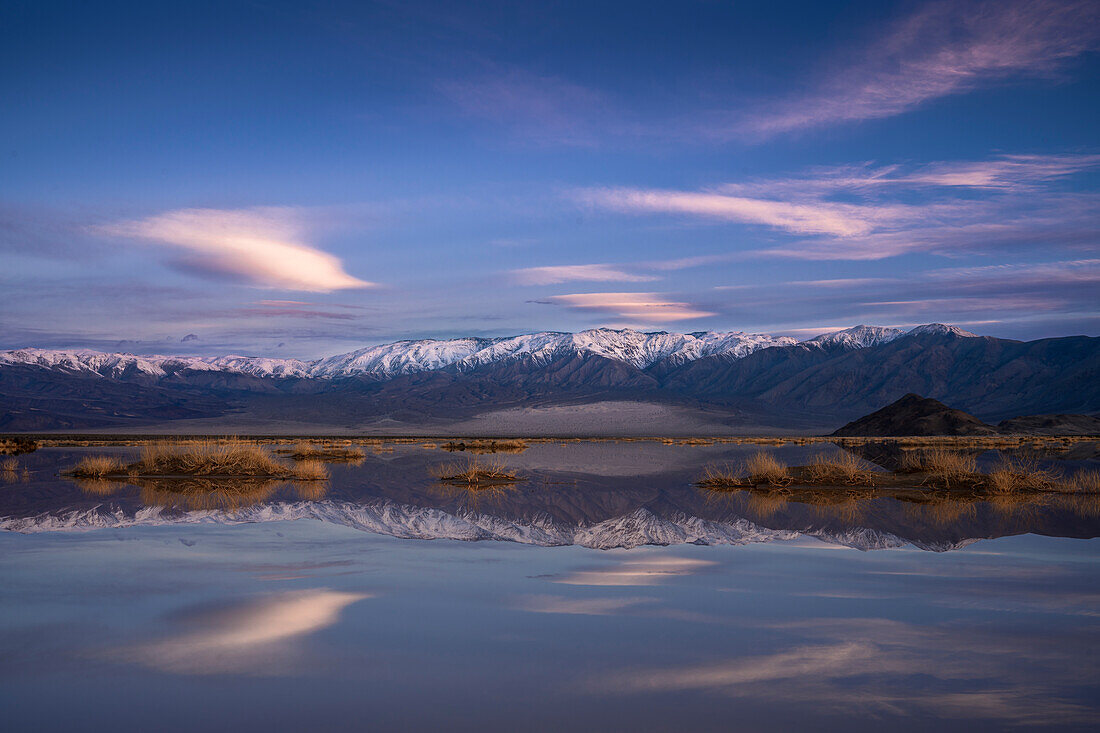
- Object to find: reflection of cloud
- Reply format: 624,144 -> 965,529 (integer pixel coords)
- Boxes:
552,556 -> 716,586
97,208 -> 373,292
738,0 -> 1100,136
544,293 -> 716,323
123,589 -> 368,675
513,594 -> 653,615
593,617 -> 1099,724
512,264 -> 659,286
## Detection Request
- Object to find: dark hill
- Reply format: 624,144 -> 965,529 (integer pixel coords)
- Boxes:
997,413 -> 1100,436
831,393 -> 997,436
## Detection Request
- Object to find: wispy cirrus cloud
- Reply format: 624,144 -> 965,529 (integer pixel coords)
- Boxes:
96,207 -> 373,292
737,0 -> 1100,137
511,264 -> 658,285
543,293 -> 717,324
578,187 -> 908,237
580,152 -> 1100,261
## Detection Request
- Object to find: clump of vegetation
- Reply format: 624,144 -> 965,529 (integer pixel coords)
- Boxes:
983,457 -> 1060,494
431,458 -> 521,486
0,438 -> 38,455
696,453 -> 793,489
70,455 -> 127,478
1,457 -> 19,473
899,447 -> 979,488
279,442 -> 365,461
696,464 -> 749,490
802,453 -> 877,486
442,439 -> 528,454
66,441 -> 325,481
745,452 -> 793,486
1065,469 -> 1100,493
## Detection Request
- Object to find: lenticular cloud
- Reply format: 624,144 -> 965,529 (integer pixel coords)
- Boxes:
98,207 -> 373,292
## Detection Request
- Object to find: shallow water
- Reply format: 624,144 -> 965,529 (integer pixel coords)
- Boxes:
1,441 -> 1098,731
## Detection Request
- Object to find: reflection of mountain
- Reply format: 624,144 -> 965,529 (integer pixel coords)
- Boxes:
2,325 -> 1097,431
4,448 -> 1097,550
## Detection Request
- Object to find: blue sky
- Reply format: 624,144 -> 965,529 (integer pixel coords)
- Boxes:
2,0 -> 1098,357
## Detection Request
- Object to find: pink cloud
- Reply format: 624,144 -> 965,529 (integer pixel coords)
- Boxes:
97,208 -> 374,293
545,292 -> 717,322
738,0 -> 1100,136
511,264 -> 659,285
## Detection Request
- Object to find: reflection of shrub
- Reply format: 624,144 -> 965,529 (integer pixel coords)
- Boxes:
442,439 -> 528,454
283,442 -> 365,460
291,459 -> 329,481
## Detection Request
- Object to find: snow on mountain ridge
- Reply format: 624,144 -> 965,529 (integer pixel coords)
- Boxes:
808,325 -> 906,349
0,324 -> 973,381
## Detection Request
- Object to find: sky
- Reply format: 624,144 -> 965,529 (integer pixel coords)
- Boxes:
2,0 -> 1098,357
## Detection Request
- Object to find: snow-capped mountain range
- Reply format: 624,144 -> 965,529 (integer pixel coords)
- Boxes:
0,324 -> 968,382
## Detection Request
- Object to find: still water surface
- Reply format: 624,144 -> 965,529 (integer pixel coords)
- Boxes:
1,441 -> 1098,731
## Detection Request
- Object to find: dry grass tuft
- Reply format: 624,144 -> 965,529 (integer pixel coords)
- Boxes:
696,453 -> 792,489
803,453 -> 877,486
695,464 -> 749,490
70,455 -> 127,477
1065,469 -> 1100,493
983,457 -> 1060,494
431,458 -> 521,485
1,457 -> 18,472
745,452 -> 792,486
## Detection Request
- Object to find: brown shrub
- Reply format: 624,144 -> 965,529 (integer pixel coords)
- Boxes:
745,452 -> 792,486
803,453 -> 877,486
431,458 -> 520,485
70,455 -> 127,477
1065,469 -> 1100,493
696,464 -> 749,490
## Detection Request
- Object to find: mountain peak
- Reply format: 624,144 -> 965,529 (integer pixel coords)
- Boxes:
807,325 -> 905,349
907,323 -> 979,338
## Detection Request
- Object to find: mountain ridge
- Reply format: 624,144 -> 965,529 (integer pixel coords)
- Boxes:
2,324 -> 1097,433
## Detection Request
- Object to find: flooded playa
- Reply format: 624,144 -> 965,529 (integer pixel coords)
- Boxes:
1,439 -> 1098,732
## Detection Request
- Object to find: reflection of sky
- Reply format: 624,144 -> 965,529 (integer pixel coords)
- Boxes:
1,521 -> 1098,732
